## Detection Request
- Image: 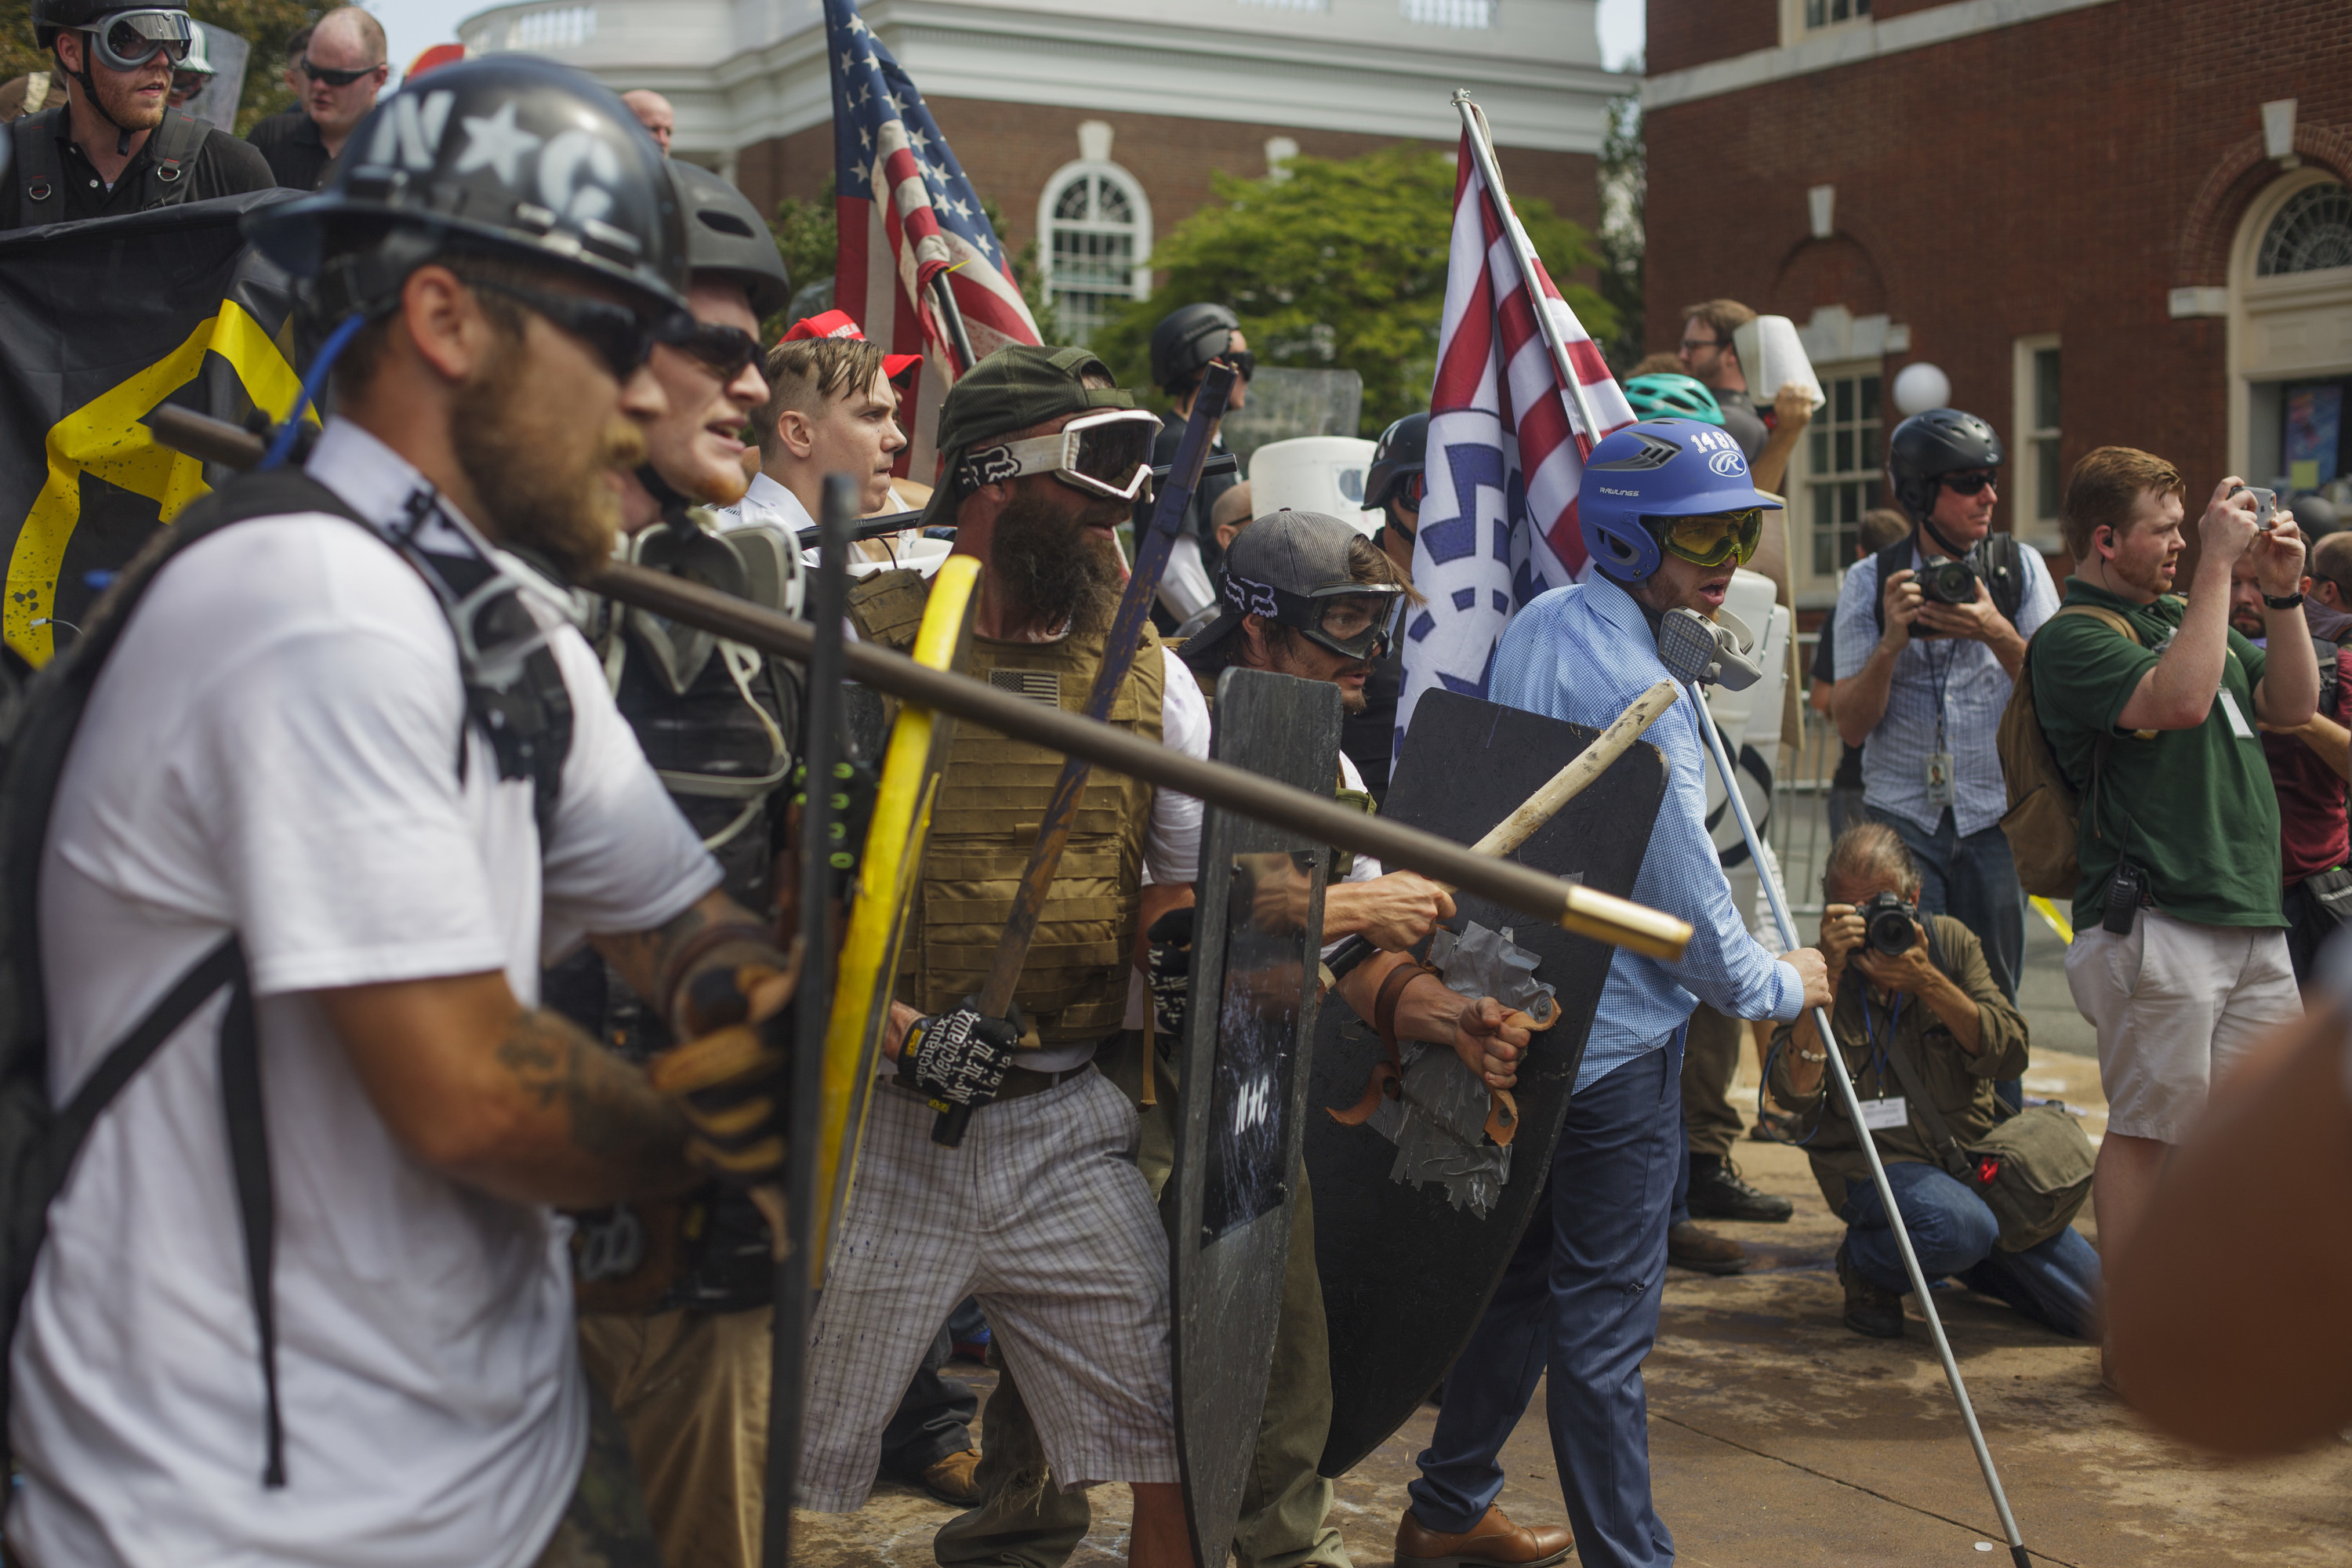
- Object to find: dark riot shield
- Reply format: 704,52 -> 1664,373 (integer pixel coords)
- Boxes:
1168,667 -> 1342,1568
1307,689 -> 1668,1478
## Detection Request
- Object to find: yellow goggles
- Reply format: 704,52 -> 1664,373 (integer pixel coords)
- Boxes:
1656,509 -> 1763,568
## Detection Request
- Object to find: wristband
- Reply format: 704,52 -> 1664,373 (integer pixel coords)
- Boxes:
2265,591 -> 2306,611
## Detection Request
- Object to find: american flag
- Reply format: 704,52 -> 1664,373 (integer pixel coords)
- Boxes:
1396,129 -> 1635,757
826,0 -> 1040,475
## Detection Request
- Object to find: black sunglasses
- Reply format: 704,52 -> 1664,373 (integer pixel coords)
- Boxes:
656,318 -> 760,381
300,56 -> 380,87
468,278 -> 667,380
1216,349 -> 1255,383
1940,469 -> 2000,496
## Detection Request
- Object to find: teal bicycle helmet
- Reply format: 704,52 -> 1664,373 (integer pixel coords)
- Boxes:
1622,372 -> 1725,427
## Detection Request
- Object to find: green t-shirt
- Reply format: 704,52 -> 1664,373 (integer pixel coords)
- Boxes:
2031,579 -> 2281,929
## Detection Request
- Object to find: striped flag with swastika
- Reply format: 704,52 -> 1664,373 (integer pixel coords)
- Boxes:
826,0 -> 1040,474
1396,129 -> 1635,757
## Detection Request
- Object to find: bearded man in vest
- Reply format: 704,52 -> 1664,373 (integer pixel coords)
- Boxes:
797,344 -> 1199,1566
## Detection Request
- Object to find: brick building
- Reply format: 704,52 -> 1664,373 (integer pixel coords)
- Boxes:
457,0 -> 1618,343
1644,0 -> 2352,606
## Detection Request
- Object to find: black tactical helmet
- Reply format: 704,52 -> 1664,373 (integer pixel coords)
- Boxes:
245,56 -> 688,325
672,161 -> 791,319
1365,412 -> 1429,511
32,0 -> 184,50
1887,408 -> 2005,522
1150,301 -> 1240,395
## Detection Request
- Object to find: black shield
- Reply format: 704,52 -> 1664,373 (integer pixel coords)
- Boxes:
1168,667 -> 1342,1566
1307,689 -> 1668,1477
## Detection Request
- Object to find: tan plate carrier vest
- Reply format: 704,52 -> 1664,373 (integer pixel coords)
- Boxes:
848,568 -> 1164,1047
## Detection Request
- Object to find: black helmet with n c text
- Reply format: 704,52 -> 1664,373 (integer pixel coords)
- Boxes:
244,55 -> 688,326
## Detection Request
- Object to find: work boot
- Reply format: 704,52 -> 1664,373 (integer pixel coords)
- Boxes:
1836,1240 -> 1905,1339
913,1448 -> 984,1506
1395,1504 -> 1573,1567
1684,1154 -> 1795,1222
1667,1219 -> 1747,1275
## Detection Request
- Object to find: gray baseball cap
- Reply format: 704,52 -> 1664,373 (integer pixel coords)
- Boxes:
1179,508 -> 1403,670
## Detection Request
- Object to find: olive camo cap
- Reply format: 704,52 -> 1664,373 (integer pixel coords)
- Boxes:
922,344 -> 1139,527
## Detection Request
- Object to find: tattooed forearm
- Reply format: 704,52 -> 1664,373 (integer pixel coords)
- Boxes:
493,1007 -> 691,1194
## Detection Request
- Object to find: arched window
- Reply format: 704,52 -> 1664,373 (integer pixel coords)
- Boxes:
2257,180 -> 2352,277
1038,162 -> 1151,346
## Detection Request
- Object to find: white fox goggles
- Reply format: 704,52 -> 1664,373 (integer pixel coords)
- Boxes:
84,9 -> 194,71
958,408 -> 1163,503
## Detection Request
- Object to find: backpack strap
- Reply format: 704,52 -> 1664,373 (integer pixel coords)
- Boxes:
216,966 -> 285,1486
1980,531 -> 2024,624
141,111 -> 208,208
10,106 -> 66,223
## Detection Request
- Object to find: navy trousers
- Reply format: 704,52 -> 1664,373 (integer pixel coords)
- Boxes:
1407,1042 -> 1683,1568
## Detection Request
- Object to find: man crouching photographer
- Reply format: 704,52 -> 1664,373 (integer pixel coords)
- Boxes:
1767,824 -> 2101,1341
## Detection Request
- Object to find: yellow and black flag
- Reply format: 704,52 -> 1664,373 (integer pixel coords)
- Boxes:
0,190 -> 307,667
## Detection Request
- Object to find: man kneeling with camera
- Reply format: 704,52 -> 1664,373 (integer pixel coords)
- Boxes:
1768,824 -> 2102,1340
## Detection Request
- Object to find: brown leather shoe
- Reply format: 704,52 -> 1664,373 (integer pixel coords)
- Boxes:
1395,1504 -> 1573,1566
1667,1218 -> 1747,1276
914,1447 -> 983,1506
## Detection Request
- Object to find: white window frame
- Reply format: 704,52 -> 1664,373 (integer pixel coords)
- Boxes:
1779,0 -> 1871,48
1788,358 -> 1886,608
2011,334 -> 2062,545
1036,160 -> 1152,347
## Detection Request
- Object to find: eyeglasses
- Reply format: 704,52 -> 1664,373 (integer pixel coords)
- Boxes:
170,70 -> 209,94
299,56 -> 383,88
83,9 -> 192,71
1678,336 -> 1725,353
959,408 -> 1165,502
657,318 -> 761,382
467,278 -> 672,381
1655,509 -> 1764,568
1940,469 -> 2000,496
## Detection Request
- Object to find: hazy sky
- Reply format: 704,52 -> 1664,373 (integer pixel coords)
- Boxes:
369,0 -> 1646,89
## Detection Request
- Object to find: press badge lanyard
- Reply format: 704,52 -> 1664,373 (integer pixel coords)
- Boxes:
1925,632 -> 1958,809
1855,986 -> 1909,1133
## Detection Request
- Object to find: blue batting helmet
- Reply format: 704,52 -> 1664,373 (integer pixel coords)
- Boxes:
1580,419 -> 1782,583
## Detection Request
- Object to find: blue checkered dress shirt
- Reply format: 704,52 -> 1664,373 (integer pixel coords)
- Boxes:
1831,543 -> 2058,837
1489,575 -> 1804,1092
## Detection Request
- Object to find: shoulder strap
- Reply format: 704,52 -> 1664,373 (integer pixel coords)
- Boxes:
1875,1004 -> 1975,1181
1980,532 -> 2024,622
10,107 -> 66,223
142,111 -> 208,207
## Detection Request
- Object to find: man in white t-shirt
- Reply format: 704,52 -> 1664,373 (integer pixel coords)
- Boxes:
937,506 -> 1535,1568
13,60 -> 800,1568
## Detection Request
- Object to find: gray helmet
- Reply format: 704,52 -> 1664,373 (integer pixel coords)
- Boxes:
1887,408 -> 2005,523
1150,301 -> 1240,395
245,55 -> 688,324
670,161 -> 790,319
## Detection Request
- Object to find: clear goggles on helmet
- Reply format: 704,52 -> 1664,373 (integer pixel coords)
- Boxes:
83,9 -> 194,71
1224,573 -> 1408,662
1651,508 -> 1764,569
959,408 -> 1163,502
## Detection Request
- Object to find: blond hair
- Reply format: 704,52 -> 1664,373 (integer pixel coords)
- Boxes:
757,337 -> 888,463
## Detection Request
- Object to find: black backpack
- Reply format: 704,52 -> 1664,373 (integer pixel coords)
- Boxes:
1872,528 -> 2025,638
9,103 -> 210,226
0,469 -> 572,1491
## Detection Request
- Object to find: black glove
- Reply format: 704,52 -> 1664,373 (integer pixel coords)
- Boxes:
897,1000 -> 1020,1110
1146,906 -> 1195,1052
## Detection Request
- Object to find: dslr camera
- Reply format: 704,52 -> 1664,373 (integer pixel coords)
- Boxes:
1855,891 -> 1919,956
1918,556 -> 1980,607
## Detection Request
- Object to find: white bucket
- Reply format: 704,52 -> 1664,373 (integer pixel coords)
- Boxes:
1247,436 -> 1380,536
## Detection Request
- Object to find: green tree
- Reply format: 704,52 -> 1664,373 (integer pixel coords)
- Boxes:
1596,64 -> 1646,376
1084,144 -> 1613,437
768,176 -> 1061,345
0,1 -> 318,133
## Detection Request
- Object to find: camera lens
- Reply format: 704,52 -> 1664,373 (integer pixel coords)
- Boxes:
1860,893 -> 1918,955
1921,558 -> 1978,605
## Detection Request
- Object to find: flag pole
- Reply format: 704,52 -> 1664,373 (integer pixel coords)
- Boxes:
927,270 -> 978,376
1451,89 -> 1607,447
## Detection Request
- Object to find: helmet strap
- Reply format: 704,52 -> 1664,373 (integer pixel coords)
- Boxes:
1917,510 -> 1971,562
635,462 -> 695,528
61,38 -> 138,154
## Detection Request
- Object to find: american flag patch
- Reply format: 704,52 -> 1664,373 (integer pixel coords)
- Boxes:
989,669 -> 1061,706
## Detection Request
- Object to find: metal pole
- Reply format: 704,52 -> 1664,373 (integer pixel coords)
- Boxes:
927,269 -> 978,376
1451,89 -> 1607,446
1682,679 -> 2033,1568
764,474 -> 852,1567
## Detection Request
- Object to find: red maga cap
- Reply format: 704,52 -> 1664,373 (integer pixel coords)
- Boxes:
781,309 -> 924,381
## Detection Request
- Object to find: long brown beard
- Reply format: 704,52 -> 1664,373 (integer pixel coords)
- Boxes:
451,338 -> 644,580
990,494 -> 1124,637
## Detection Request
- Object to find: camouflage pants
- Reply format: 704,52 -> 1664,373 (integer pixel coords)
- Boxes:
530,1380 -> 666,1568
